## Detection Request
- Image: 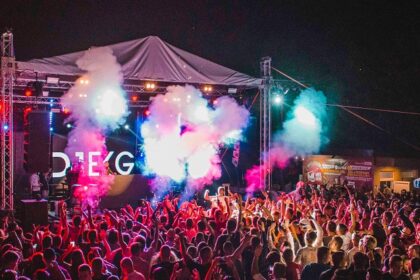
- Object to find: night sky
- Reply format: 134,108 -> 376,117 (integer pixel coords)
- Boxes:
1,1 -> 419,157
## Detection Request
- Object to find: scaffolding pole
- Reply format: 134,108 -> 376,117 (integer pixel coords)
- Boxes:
1,31 -> 15,209
259,57 -> 272,191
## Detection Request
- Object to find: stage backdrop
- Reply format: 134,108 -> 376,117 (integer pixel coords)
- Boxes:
303,155 -> 373,192
52,133 -> 152,208
52,132 -> 139,179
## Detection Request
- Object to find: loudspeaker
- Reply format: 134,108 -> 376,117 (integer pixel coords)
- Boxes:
24,111 -> 51,172
19,199 -> 48,230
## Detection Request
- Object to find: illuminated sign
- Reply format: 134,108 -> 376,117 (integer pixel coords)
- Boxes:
52,151 -> 135,178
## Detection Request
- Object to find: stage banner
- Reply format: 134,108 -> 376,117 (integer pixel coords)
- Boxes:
303,155 -> 373,192
52,134 -> 137,179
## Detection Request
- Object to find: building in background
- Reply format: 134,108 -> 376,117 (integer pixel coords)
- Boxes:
303,151 -> 420,193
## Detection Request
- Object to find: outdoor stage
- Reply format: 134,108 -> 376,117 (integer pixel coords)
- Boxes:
2,34 -> 274,211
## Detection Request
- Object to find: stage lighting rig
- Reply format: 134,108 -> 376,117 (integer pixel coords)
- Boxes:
46,76 -> 60,84
145,81 -> 156,90
24,86 -> 33,97
273,95 -> 283,105
79,78 -> 90,85
32,81 -> 44,96
203,85 -> 213,93
228,88 -> 237,94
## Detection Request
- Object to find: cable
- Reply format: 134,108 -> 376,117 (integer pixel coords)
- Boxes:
337,105 -> 420,151
271,66 -> 420,116
271,66 -> 310,89
326,104 -> 420,116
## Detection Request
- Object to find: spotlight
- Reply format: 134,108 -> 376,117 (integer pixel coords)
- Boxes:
50,127 -> 53,132
83,185 -> 88,191
273,95 -> 283,105
66,123 -> 72,129
145,82 -> 156,90
24,107 -> 32,114
203,85 -> 213,92
3,124 -> 9,131
228,88 -> 237,94
131,95 -> 138,102
79,78 -> 90,85
144,110 -> 151,116
24,86 -> 33,97
124,124 -> 129,130
62,107 -> 70,114
46,76 -> 60,84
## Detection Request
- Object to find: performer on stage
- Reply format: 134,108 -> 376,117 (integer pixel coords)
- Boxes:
30,172 -> 42,199
39,168 -> 52,199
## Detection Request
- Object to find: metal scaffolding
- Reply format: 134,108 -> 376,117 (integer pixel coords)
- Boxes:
260,57 -> 272,191
1,31 -> 15,209
11,95 -> 150,108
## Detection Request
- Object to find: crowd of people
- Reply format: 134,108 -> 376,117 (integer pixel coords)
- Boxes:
0,183 -> 419,280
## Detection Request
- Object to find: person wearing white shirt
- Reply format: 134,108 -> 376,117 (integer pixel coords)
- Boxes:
30,172 -> 42,198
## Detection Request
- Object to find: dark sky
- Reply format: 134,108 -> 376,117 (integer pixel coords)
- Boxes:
1,0 -> 420,157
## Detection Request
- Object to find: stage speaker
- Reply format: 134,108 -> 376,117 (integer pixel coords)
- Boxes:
24,111 -> 51,172
19,199 -> 48,230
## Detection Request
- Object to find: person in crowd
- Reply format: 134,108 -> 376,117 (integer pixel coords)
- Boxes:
383,255 -> 410,280
120,257 -> 145,280
78,264 -> 93,280
319,251 -> 346,280
300,246 -> 331,280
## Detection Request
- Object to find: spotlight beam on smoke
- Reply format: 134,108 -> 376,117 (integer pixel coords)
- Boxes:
246,88 -> 328,193
141,85 -> 249,198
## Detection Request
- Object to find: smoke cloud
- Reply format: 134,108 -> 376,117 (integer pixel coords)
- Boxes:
141,85 -> 249,199
246,88 -> 328,193
62,47 -> 128,207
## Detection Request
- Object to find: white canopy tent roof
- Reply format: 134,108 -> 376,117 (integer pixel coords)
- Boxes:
17,36 -> 261,88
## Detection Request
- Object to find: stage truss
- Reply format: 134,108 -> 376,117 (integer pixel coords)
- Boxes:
1,31 -> 15,209
260,57 -> 273,191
